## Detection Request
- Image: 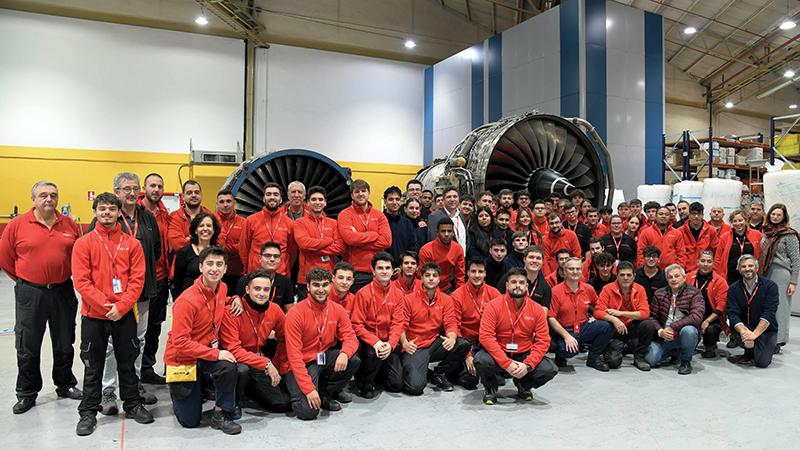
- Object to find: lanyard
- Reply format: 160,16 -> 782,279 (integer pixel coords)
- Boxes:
312,303 -> 330,350
197,285 -> 219,340
611,235 -> 623,256
315,216 -> 327,238
694,277 -> 711,292
122,210 -> 139,239
527,277 -> 539,298
244,308 -> 263,350
262,210 -> 279,242
734,234 -> 749,254
221,213 -> 237,237
370,284 -> 390,336
743,284 -> 759,324
356,208 -> 371,230
570,289 -> 582,327
504,297 -> 525,345
467,285 -> 485,316
93,229 -> 123,277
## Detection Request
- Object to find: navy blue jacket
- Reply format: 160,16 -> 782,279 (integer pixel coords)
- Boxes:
726,277 -> 779,332
385,211 -> 419,266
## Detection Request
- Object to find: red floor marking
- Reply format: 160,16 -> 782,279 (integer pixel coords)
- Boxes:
119,415 -> 125,450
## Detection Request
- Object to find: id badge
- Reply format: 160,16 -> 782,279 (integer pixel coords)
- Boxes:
211,339 -> 219,349
112,278 -> 123,294
506,342 -> 518,352
316,352 -> 326,365
321,255 -> 330,262
573,322 -> 581,334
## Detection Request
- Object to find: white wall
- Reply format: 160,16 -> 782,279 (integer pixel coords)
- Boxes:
260,44 -> 424,165
0,9 -> 244,153
431,52 -> 472,160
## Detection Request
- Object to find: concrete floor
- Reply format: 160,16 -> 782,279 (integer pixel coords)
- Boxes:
0,275 -> 797,449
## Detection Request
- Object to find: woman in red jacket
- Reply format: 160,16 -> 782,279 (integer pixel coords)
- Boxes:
714,209 -> 762,284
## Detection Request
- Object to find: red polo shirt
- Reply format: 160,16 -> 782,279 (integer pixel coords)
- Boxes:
594,281 -> 650,326
542,229 -> 582,275
450,282 -> 501,341
548,282 -> 598,329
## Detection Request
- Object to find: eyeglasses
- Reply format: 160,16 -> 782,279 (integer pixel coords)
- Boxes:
118,187 -> 141,194
261,253 -> 281,259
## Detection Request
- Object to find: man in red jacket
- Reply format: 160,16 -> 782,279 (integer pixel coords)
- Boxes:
284,268 -> 361,420
394,262 -> 469,395
337,179 -> 392,292
450,257 -> 501,390
637,207 -> 686,269
168,179 -> 214,252
686,250 -> 729,358
71,193 -> 153,436
349,252 -> 406,398
474,267 -> 557,405
594,261 -> 655,371
239,183 -> 296,277
216,189 -> 247,294
680,202 -> 719,273
328,261 -> 356,313
419,217 -> 465,293
392,250 -> 421,295
220,270 -> 291,415
543,213 -> 582,275
294,186 -> 345,301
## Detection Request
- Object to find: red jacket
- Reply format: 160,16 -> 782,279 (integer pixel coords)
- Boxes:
480,294 -> 550,370
589,223 -> 610,238
239,208 -> 296,276
636,225 -> 686,269
284,298 -> 358,395
167,206 -> 215,253
542,229 -> 582,275
545,271 -> 562,287
594,281 -> 650,326
164,277 -> 228,366
328,289 -> 354,314
686,270 -> 730,333
139,199 -> 170,280
337,202 -> 392,273
349,280 -> 406,348
393,288 -> 458,349
418,238 -> 465,291
392,276 -> 421,295
714,228 -> 762,277
548,282 -> 598,329
219,298 -> 288,373
0,209 -> 80,284
680,222 -> 720,273
217,211 -> 247,276
293,213 -> 345,283
71,224 -> 145,320
532,217 -> 549,236
711,222 -> 731,237
450,282 -> 501,341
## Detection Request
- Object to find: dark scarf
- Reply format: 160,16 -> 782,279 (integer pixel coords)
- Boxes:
758,224 -> 800,275
245,294 -> 270,313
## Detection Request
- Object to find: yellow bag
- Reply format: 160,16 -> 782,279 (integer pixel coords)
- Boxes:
165,364 -> 197,383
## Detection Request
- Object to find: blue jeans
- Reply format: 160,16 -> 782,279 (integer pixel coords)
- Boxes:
553,320 -> 614,360
169,360 -> 237,428
645,325 -> 700,365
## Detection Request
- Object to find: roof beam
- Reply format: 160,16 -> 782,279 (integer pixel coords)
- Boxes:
667,0 -> 737,64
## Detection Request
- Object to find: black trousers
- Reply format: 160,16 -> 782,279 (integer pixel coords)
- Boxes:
354,342 -> 403,391
702,320 -> 724,347
14,280 -> 79,399
400,337 -> 469,396
284,348 -> 361,420
450,338 -> 480,389
169,360 -> 237,427
78,314 -> 143,416
142,277 -> 169,371
604,319 -> 656,368
473,349 -> 557,391
349,272 -> 373,294
235,363 -> 290,412
732,330 -> 777,368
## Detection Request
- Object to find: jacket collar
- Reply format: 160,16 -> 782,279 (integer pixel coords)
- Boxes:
93,222 -> 122,238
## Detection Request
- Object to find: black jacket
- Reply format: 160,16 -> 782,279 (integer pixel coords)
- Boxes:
726,277 -> 779,332
88,204 -> 160,301
600,233 -> 637,264
385,211 -> 419,266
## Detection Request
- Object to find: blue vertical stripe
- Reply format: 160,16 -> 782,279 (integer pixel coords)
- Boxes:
488,34 -> 502,121
470,44 -> 485,129
424,66 -> 434,166
644,12 -> 664,184
560,0 -> 580,117
585,0 -> 607,144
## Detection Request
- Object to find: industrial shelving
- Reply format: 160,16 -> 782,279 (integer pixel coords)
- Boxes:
662,129 -> 768,184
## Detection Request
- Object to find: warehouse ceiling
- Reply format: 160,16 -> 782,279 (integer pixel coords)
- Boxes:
2,0 -> 799,104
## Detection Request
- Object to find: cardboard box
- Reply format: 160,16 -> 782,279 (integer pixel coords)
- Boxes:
735,155 -> 748,165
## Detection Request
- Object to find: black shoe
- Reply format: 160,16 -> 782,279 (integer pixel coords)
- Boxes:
360,383 -> 378,400
76,415 -> 97,436
728,354 -> 754,366
633,357 -> 651,372
321,396 -> 342,412
56,387 -> 83,400
100,390 -> 119,416
335,388 -> 353,403
517,386 -> 533,401
702,345 -> 718,359
140,368 -> 166,385
726,339 -> 738,349
774,345 -> 782,355
230,405 -> 242,420
482,388 -> 498,405
555,356 -> 568,368
586,358 -> 610,372
12,397 -> 35,414
431,373 -> 454,392
139,384 -> 157,405
678,361 -> 692,375
125,404 -> 154,424
210,410 -> 241,435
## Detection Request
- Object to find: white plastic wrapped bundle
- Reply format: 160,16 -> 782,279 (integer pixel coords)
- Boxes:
701,179 -> 743,220
671,181 -> 704,204
636,185 -> 672,205
605,188 -> 626,211
764,170 -> 800,229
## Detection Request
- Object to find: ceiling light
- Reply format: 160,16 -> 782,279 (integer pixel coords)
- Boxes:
684,26 -> 697,35
780,20 -> 796,30
784,69 -> 796,78
724,101 -> 734,108
195,15 -> 208,25
404,39 -> 416,49
790,104 -> 798,109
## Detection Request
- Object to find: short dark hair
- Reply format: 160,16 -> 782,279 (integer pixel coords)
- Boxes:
498,189 -> 514,197
333,261 -> 355,276
383,186 -> 402,199
598,206 -> 612,215
190,212 -> 221,246
406,179 -> 423,189
569,189 -> 585,200
532,199 -> 546,208
516,190 -> 531,200
592,252 -> 615,267
460,195 -> 475,205
422,189 -> 434,196
308,185 -> 327,198
143,173 -> 163,184
260,241 -> 281,255
489,237 -> 507,248
306,267 -> 332,283
629,199 -> 642,207
437,217 -> 454,230
399,250 -> 419,263
421,261 -> 441,275
93,192 -> 121,210
217,188 -> 234,198
643,201 -> 661,211
616,261 -> 634,273
643,245 -> 661,257
182,179 -> 201,192
371,251 -> 394,268
555,248 -> 572,259
246,269 -> 272,285
263,182 -> 283,195
467,257 -> 486,270
689,202 -> 704,214
547,212 -> 561,221
511,231 -> 529,241
495,208 -> 511,218
589,236 -> 604,246
199,246 -> 227,264
563,203 -> 577,212
524,245 -> 544,258
442,186 -> 459,197
505,267 -> 527,280
351,179 -> 370,193
677,200 -> 690,207
664,202 -> 676,208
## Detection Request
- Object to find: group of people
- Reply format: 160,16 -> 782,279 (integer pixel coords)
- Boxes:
1,174 -> 797,437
